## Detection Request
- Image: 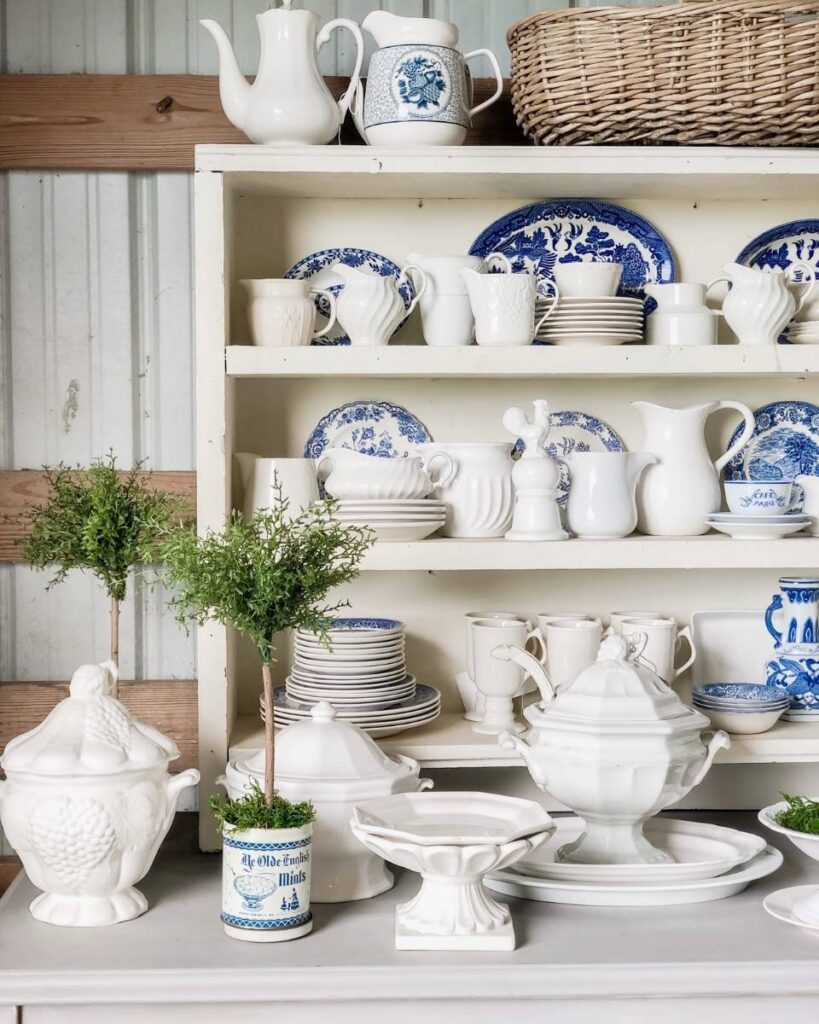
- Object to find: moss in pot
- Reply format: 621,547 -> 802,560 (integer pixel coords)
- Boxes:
161,485 -> 372,941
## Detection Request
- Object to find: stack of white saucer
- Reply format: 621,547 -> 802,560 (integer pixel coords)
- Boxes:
314,499 -> 446,541
537,296 -> 644,346
266,618 -> 442,738
787,321 -> 819,345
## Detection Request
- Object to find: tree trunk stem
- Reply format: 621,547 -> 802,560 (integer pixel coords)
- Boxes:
110,597 -> 120,699
262,662 -> 274,805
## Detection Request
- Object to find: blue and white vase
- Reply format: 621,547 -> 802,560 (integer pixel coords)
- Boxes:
221,823 -> 313,942
764,577 -> 819,712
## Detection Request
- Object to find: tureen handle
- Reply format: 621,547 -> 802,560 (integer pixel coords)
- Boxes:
498,731 -> 549,791
492,645 -> 555,705
164,769 -> 201,816
687,730 -> 731,788
417,778 -> 434,792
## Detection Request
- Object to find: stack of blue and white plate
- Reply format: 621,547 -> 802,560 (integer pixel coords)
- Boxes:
266,617 -> 441,738
692,683 -> 789,735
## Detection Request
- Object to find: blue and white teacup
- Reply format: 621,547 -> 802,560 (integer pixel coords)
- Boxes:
724,480 -> 797,515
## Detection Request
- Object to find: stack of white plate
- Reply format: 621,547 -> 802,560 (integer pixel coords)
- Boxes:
264,617 -> 441,737
536,296 -> 644,346
485,817 -> 782,906
787,321 -> 819,345
706,511 -> 811,540
315,499 -> 446,541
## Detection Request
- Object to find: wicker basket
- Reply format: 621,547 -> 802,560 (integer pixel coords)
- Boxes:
507,0 -> 819,146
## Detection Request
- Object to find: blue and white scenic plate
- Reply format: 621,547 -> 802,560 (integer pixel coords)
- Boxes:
514,409 -> 625,507
468,199 -> 676,298
284,247 -> 414,346
724,401 -> 819,500
737,220 -> 819,277
304,400 -> 432,459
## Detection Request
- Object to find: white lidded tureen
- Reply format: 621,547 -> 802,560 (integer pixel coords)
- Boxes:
222,701 -> 431,902
0,661 -> 200,926
500,635 -> 730,865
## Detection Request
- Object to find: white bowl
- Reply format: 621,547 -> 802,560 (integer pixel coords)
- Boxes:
698,705 -> 785,734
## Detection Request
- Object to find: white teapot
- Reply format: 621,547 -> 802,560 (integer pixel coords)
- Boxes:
201,3 -> 363,145
350,11 -> 503,147
497,635 -> 729,865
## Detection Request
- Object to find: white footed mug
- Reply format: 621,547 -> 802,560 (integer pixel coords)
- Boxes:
470,618 -> 536,735
240,279 -> 337,347
617,616 -> 697,684
535,617 -> 603,691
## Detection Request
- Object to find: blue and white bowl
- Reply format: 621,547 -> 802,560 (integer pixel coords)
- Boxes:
692,683 -> 789,705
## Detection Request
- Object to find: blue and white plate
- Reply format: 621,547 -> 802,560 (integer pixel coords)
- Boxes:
737,220 -> 819,277
468,199 -> 676,300
724,401 -> 819,501
304,400 -> 432,459
514,409 -> 625,507
284,247 -> 415,346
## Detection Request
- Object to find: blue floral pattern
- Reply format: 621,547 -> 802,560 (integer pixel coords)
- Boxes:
396,54 -> 448,110
304,400 -> 431,459
284,248 -> 414,346
693,683 -> 788,703
737,220 -> 819,279
724,401 -> 819,502
468,200 -> 676,298
766,654 -> 819,709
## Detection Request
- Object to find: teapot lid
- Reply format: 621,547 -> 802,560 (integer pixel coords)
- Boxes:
237,702 -> 416,787
549,635 -> 691,723
1,662 -> 178,775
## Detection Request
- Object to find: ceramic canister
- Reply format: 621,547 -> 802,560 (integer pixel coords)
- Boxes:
221,823 -> 313,942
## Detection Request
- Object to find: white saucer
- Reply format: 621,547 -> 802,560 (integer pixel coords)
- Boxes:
539,334 -> 641,346
512,817 -> 766,885
486,843 -> 781,906
366,522 -> 443,541
763,885 -> 819,932
707,518 -> 809,540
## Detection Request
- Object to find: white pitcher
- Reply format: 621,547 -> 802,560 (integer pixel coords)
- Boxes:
567,451 -> 657,539
233,453 -> 319,522
333,263 -> 426,346
709,262 -> 814,346
634,401 -> 755,536
415,442 -> 513,537
460,268 -> 558,346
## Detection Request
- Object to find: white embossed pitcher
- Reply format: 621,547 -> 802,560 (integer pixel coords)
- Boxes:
333,263 -> 426,346
709,262 -> 814,346
634,401 -> 755,536
460,267 -> 558,346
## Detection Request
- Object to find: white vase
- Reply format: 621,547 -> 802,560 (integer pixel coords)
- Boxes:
221,823 -> 313,942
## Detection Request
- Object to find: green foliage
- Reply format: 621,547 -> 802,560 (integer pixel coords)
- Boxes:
210,781 -> 315,832
160,488 -> 374,664
21,453 -> 183,603
774,793 -> 819,835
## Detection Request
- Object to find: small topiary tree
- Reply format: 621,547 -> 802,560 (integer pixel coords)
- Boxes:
161,486 -> 373,812
20,452 -> 184,696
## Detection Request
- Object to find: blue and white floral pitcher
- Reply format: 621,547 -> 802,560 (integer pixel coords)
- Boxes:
765,577 -> 819,715
350,11 -> 503,147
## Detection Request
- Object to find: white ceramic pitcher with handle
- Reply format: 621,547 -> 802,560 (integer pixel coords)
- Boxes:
333,263 -> 426,346
634,401 -> 755,536
708,262 -> 815,346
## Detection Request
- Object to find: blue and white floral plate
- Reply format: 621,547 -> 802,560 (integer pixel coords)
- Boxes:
284,247 -> 415,346
304,400 -> 432,459
468,199 -> 676,299
737,220 -> 819,277
514,409 -> 625,507
724,401 -> 819,501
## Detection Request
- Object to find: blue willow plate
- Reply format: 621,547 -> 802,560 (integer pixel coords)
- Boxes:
693,683 -> 789,704
513,409 -> 625,507
468,199 -> 676,300
284,247 -> 414,346
304,400 -> 431,459
724,401 -> 819,502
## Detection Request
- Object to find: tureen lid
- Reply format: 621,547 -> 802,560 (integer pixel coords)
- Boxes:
1,661 -> 178,775
236,702 -> 416,787
548,634 -> 692,723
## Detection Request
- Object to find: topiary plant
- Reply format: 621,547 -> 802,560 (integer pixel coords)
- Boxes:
20,452 -> 185,695
161,485 -> 373,815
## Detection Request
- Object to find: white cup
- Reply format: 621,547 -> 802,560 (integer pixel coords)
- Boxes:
470,619 -> 535,735
724,480 -> 797,515
240,279 -> 337,347
539,618 -> 603,691
465,611 -> 533,681
608,610 -> 663,632
553,261 -> 623,299
617,616 -> 697,685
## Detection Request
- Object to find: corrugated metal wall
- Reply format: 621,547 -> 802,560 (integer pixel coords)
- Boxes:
1,0 -> 560,685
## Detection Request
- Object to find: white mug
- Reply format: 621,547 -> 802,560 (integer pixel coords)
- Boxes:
461,267 -> 558,347
240,279 -> 337,347
618,616 -> 697,684
608,610 -> 663,632
470,619 -> 534,735
553,261 -> 623,299
538,618 -> 603,691
724,480 -> 797,515
234,454 -> 319,522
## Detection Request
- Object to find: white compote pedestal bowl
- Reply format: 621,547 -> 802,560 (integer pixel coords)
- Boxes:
350,792 -> 554,950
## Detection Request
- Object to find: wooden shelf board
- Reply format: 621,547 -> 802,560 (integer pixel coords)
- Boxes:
200,145 -> 819,200
358,535 -> 819,571
231,711 -> 819,768
226,344 -> 819,379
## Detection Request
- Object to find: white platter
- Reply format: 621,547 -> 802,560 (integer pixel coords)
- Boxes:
485,844 -> 782,906
763,885 -> 819,931
512,817 -> 766,884
690,610 -> 772,688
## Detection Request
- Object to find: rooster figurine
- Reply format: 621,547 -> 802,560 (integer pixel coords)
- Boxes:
502,400 -> 567,541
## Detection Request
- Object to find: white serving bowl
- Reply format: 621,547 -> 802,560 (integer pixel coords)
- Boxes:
759,800 -> 819,928
696,704 -> 786,734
